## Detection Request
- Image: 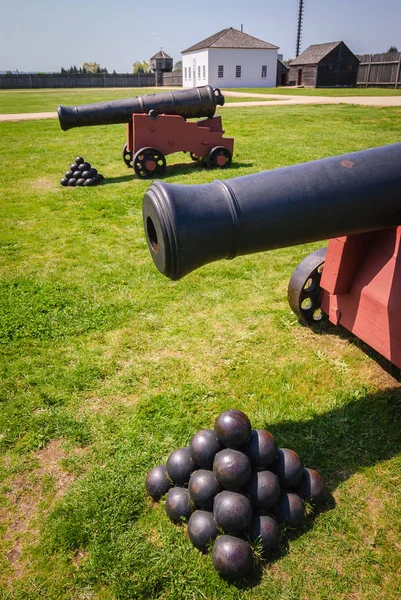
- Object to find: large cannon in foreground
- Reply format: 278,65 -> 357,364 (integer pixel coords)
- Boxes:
142,142 -> 401,369
58,86 -> 233,178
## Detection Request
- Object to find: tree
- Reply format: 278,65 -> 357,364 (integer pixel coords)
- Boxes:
133,60 -> 150,74
82,62 -> 108,74
387,46 -> 399,53
174,60 -> 182,72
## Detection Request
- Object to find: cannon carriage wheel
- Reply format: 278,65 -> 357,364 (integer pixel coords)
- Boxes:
133,147 -> 166,179
206,146 -> 232,169
287,247 -> 327,326
122,143 -> 133,168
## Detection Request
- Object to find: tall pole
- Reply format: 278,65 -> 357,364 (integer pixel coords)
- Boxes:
296,0 -> 304,57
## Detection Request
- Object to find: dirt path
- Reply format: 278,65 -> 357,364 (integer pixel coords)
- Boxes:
1,91 -> 401,122
223,90 -> 401,107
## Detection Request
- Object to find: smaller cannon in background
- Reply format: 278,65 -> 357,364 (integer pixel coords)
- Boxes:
142,142 -> 401,369
57,86 -> 234,178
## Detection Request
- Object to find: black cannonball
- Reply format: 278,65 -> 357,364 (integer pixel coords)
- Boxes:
214,409 -> 251,448
89,167 -> 98,176
188,469 -> 221,509
165,486 -> 195,523
187,510 -> 218,551
213,490 -> 252,534
213,448 -> 251,490
249,513 -> 279,555
212,535 -> 253,580
145,464 -> 172,501
189,428 -> 222,468
60,178 -> 68,186
76,178 -> 85,186
65,170 -> 73,179
271,448 -> 304,488
67,178 -> 77,186
81,171 -> 91,180
75,156 -> 84,165
243,429 -> 278,467
72,170 -> 81,179
97,173 -> 104,181
79,162 -> 91,172
274,491 -> 304,527
297,468 -> 326,506
166,447 -> 196,486
83,178 -> 95,186
244,470 -> 280,510
70,163 -> 78,172
93,174 -> 102,184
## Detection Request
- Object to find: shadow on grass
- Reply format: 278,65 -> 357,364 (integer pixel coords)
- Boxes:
163,161 -> 253,179
100,174 -> 135,185
308,319 -> 401,382
234,384 -> 401,589
100,160 -> 253,185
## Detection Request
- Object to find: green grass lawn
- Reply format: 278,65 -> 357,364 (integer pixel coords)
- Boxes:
1,85 -> 401,115
0,88 -> 169,114
230,87 -> 401,96
1,93 -> 401,599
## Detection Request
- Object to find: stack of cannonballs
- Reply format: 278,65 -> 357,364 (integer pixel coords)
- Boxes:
146,409 -> 326,581
60,157 -> 104,187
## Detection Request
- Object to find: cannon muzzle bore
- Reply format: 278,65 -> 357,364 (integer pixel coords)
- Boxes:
142,143 -> 401,280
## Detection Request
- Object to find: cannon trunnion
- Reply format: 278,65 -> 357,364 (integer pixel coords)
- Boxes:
142,142 -> 401,369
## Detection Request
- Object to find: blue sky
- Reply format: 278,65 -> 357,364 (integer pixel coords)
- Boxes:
0,0 -> 400,72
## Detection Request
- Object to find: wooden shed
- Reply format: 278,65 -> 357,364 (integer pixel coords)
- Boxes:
276,59 -> 289,86
288,41 -> 359,87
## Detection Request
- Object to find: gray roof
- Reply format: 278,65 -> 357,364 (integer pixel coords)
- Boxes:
290,41 -> 343,66
182,27 -> 278,53
150,50 -> 172,60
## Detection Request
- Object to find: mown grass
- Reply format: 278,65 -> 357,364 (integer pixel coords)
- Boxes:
231,87 -> 401,96
0,87 -> 264,115
0,88 -> 171,114
1,85 -> 401,115
0,94 -> 401,599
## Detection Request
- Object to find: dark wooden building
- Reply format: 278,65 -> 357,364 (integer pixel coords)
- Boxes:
288,41 -> 359,87
276,59 -> 289,86
150,50 -> 173,73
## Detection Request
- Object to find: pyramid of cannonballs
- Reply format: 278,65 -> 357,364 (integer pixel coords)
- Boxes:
146,409 -> 326,581
60,156 -> 104,187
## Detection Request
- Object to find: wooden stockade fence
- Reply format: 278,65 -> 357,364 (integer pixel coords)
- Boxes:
0,72 -> 182,89
356,52 -> 401,88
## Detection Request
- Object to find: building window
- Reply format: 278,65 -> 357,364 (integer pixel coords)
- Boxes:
203,65 -> 206,79
236,65 -> 242,78
184,67 -> 187,80
198,66 -> 201,78
218,65 -> 224,78
261,65 -> 267,78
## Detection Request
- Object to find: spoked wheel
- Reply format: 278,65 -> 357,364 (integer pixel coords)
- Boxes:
122,143 -> 133,168
206,146 -> 232,169
133,147 -> 166,179
288,247 -> 327,326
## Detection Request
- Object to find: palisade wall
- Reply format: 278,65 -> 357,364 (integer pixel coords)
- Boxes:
356,52 -> 401,88
0,72 -> 182,89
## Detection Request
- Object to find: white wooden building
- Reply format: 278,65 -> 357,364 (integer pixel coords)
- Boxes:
182,27 -> 278,89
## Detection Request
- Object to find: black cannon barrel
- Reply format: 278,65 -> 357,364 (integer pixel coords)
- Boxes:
142,142 -> 401,280
58,85 -> 225,131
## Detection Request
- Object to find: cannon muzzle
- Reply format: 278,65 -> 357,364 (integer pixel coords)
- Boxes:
58,85 -> 225,131
142,143 -> 401,280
